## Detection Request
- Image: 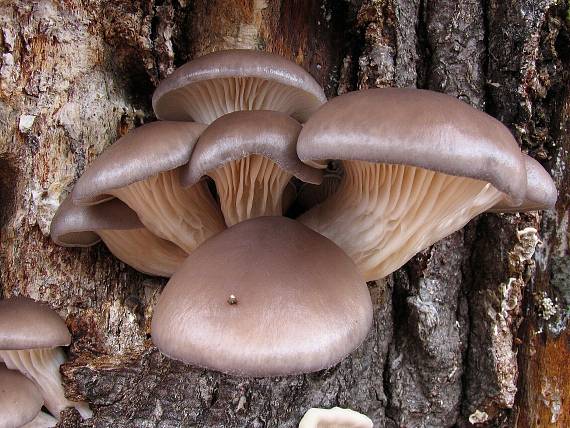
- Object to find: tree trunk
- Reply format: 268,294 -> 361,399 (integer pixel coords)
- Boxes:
0,1 -> 568,427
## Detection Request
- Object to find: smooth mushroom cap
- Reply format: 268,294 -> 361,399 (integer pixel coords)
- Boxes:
152,216 -> 373,377
490,154 -> 557,212
71,121 -> 225,253
51,196 -> 143,247
183,110 -> 322,186
0,364 -> 44,428
152,49 -> 327,124
183,111 -> 322,226
298,407 -> 374,428
0,297 -> 70,350
297,88 -> 527,202
51,195 -> 187,277
72,121 -> 206,205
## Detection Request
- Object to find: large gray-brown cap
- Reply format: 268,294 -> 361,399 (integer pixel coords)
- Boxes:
490,154 -> 557,212
0,363 -> 44,428
152,216 -> 372,377
297,88 -> 527,201
183,110 -> 322,186
73,121 -> 206,205
51,195 -> 142,247
152,49 -> 327,124
0,297 -> 70,350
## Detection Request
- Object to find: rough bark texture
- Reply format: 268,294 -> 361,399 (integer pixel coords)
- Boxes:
0,0 -> 568,427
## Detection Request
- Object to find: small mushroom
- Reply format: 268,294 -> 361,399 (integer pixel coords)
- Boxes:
152,49 -> 327,124
71,121 -> 225,253
0,297 -> 92,420
297,88 -> 556,281
489,154 -> 557,212
151,216 -> 372,376
182,111 -> 323,226
0,363 -> 57,428
298,407 -> 373,428
51,196 -> 187,277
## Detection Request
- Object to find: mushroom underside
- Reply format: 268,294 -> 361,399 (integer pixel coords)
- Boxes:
98,228 -> 187,277
158,77 -> 320,124
299,160 -> 504,281
209,154 -> 293,227
108,169 -> 225,253
0,348 -> 92,420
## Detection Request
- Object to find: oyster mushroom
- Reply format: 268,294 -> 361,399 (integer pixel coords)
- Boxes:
299,407 -> 373,428
0,297 -> 91,420
151,216 -> 372,376
51,196 -> 187,277
0,363 -> 57,428
72,121 -> 225,253
182,110 -> 322,226
297,88 -> 556,281
153,49 -> 327,124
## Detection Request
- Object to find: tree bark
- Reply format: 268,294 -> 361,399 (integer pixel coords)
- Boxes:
0,0 -> 568,427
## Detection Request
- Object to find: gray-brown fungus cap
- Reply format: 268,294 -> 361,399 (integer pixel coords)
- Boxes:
183,111 -> 323,226
152,216 -> 372,377
0,297 -> 70,350
51,196 -> 187,277
71,121 -> 225,253
152,49 -> 327,124
490,154 -> 557,212
0,364 -> 44,428
296,88 -> 554,281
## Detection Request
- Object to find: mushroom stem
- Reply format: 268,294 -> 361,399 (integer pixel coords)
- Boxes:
209,154 -> 292,226
299,161 -> 504,281
98,228 -> 187,277
110,169 -> 225,252
0,348 -> 92,420
21,411 -> 58,428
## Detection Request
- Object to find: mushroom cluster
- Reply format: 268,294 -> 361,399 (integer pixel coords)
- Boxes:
48,49 -> 556,381
0,297 -> 91,424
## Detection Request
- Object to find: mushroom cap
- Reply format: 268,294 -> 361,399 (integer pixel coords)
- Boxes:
50,195 -> 143,247
152,49 -> 327,123
490,154 -> 557,212
0,297 -> 71,350
297,88 -> 527,203
182,110 -> 323,187
299,407 -> 374,428
151,216 -> 372,377
72,121 -> 206,205
0,364 -> 44,428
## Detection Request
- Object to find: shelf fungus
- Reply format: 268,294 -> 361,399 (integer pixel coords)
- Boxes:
51,196 -> 187,277
0,363 -> 58,428
297,88 -> 557,281
183,111 -> 323,226
0,297 -> 91,420
152,49 -> 327,124
72,121 -> 225,253
151,216 -> 373,377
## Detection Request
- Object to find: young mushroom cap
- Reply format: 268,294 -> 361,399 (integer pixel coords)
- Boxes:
152,49 -> 327,124
183,111 -> 323,226
71,121 -> 225,253
0,297 -> 91,420
298,407 -> 374,428
51,196 -> 187,277
0,364 -> 44,428
489,154 -> 557,212
296,88 -> 543,281
152,216 -> 373,377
